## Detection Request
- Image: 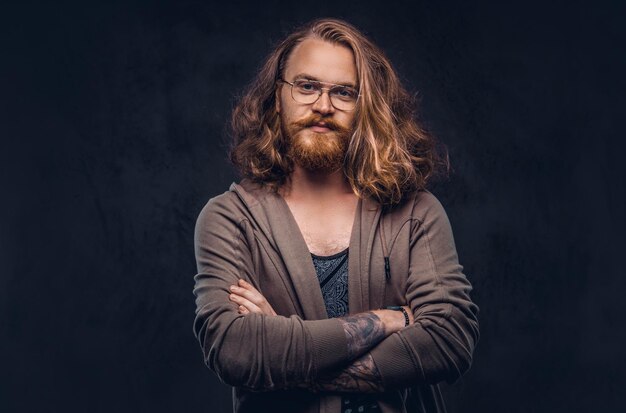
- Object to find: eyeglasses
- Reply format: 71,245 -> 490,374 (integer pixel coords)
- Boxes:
278,78 -> 360,111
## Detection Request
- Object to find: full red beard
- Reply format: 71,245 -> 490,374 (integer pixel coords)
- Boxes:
281,113 -> 353,174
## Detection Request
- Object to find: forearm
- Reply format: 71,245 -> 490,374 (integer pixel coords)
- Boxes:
195,307 -> 351,390
308,303 -> 479,393
295,310 -> 408,394
306,352 -> 383,393
231,280 -> 408,363
226,280 -> 409,390
337,312 -> 386,360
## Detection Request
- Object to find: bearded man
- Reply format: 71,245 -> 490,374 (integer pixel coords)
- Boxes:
193,18 -> 479,413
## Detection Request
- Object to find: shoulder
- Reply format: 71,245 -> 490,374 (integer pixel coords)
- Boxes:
197,189 -> 241,220
195,178 -> 276,232
384,189 -> 448,223
409,189 -> 449,223
194,186 -> 247,237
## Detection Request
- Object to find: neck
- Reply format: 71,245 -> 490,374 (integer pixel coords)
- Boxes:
280,165 -> 355,201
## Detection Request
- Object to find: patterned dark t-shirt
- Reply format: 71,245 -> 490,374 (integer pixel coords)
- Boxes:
311,249 -> 349,318
311,249 -> 380,413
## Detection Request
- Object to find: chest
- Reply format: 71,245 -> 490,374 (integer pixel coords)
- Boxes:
300,224 -> 351,256
285,198 -> 358,256
244,196 -> 414,315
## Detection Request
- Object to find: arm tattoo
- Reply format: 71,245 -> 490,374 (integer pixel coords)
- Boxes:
291,313 -> 387,393
309,353 -> 384,393
338,312 -> 386,360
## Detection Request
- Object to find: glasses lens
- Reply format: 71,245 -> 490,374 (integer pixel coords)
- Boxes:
330,87 -> 358,111
290,79 -> 358,110
292,80 -> 321,104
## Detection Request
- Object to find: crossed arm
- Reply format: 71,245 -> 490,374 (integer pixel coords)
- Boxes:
228,278 -> 414,393
194,194 -> 478,393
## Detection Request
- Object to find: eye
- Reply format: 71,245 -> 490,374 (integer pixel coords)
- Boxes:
332,87 -> 358,100
294,80 -> 319,94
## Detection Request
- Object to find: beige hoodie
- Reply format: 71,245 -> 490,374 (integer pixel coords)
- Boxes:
193,179 -> 479,413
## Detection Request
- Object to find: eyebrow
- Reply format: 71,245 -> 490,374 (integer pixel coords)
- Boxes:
291,73 -> 357,89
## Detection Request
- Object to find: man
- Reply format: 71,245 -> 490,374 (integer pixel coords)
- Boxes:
193,18 -> 479,413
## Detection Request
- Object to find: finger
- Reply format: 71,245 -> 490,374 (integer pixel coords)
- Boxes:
238,305 -> 249,314
238,279 -> 260,294
229,293 -> 263,314
230,285 -> 265,306
231,282 -> 278,316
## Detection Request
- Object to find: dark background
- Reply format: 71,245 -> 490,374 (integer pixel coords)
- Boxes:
2,0 -> 625,412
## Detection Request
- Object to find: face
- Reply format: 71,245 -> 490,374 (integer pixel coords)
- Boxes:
276,38 -> 358,173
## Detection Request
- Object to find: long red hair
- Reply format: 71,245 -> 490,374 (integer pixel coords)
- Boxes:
229,18 -> 449,207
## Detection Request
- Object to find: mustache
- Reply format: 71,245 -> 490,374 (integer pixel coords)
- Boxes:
292,115 -> 351,134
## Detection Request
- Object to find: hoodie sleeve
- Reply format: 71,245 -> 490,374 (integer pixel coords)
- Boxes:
192,193 -> 349,391
369,191 -> 480,388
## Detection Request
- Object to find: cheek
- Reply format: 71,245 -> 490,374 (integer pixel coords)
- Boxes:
341,113 -> 356,128
282,102 -> 307,122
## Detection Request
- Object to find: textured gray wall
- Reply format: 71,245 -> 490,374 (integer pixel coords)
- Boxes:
2,1 -> 624,412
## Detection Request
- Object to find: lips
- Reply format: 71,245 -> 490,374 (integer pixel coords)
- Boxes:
309,122 -> 333,131
293,116 -> 339,132
309,125 -> 332,133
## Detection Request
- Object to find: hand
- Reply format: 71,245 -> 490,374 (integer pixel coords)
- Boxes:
374,306 -> 415,335
229,279 -> 277,316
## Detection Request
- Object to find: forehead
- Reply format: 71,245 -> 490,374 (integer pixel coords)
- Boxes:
284,38 -> 357,87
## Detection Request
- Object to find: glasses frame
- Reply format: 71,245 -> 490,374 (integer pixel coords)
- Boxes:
277,78 -> 360,112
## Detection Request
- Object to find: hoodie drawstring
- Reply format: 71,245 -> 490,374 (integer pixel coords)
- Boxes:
379,213 -> 391,280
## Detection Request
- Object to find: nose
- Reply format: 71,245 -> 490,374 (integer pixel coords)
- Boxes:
311,89 -> 335,115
